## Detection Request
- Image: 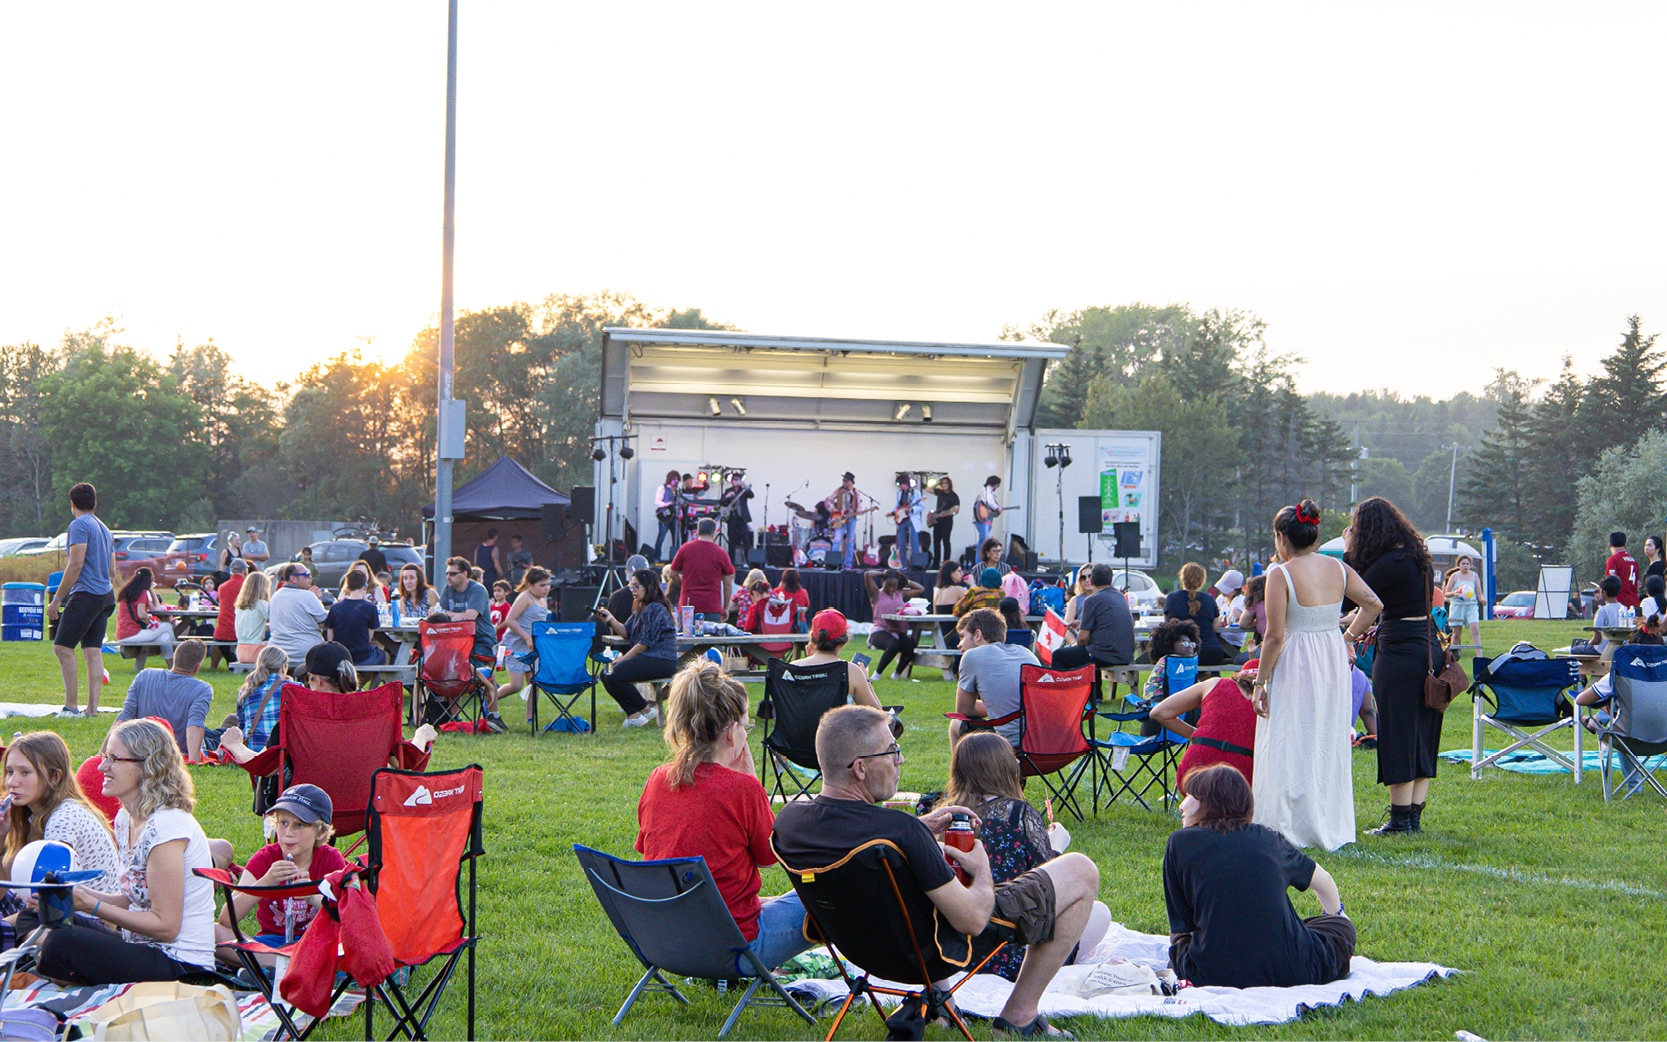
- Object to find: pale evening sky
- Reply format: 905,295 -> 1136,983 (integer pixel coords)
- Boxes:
3,3 -> 1664,400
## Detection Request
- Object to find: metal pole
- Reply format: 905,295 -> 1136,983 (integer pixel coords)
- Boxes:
1445,441 -> 1458,533
432,0 -> 459,578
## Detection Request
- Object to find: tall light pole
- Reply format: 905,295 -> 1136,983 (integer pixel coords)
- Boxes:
1445,441 -> 1459,533
432,0 -> 460,576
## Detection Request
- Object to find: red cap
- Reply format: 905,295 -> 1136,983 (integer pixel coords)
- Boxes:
811,608 -> 848,639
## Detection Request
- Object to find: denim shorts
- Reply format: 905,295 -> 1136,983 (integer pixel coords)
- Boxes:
748,892 -> 814,972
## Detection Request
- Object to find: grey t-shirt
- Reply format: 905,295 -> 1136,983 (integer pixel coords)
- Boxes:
117,669 -> 214,752
67,513 -> 114,595
439,580 -> 496,652
1593,601 -> 1622,649
1078,587 -> 1136,665
267,585 -> 329,662
959,641 -> 1040,725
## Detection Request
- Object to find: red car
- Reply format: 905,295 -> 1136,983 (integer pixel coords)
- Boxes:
1493,590 -> 1536,619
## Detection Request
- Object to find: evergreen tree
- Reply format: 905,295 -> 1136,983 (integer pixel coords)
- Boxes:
1578,314 -> 1663,451
1458,369 -> 1535,542
1523,356 -> 1586,554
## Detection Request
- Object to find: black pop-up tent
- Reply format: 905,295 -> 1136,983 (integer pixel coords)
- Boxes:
423,457 -> 584,572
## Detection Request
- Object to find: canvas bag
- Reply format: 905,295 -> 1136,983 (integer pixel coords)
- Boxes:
78,982 -> 241,1041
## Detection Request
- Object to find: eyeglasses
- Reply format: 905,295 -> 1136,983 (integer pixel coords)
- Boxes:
104,754 -> 145,764
848,743 -> 901,769
446,570 -> 464,577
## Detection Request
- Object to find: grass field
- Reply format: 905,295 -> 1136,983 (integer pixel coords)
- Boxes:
2,619 -> 1662,1040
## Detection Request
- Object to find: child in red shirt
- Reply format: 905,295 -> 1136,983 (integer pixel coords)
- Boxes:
216,785 -> 348,953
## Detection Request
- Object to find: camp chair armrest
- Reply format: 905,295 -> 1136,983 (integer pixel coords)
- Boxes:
193,867 -> 324,901
233,745 -> 284,778
1098,708 -> 1151,722
392,741 -> 433,771
944,710 -> 1021,726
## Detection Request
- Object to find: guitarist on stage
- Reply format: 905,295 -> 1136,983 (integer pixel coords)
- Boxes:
653,469 -> 681,561
719,472 -> 755,567
829,472 -> 862,569
928,476 -> 960,568
891,473 -> 925,569
973,474 -> 1004,548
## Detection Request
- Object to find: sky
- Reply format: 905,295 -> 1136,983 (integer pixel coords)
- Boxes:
4,3 -> 1665,400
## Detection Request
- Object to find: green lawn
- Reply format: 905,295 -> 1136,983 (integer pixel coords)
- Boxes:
3,620 -> 1662,1040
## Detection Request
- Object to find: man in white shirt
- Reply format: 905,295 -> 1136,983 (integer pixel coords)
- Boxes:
268,563 -> 328,666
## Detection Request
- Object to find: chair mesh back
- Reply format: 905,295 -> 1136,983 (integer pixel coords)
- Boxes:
1609,646 -> 1667,744
1473,656 -> 1579,724
420,621 -> 478,698
764,659 -> 848,771
572,847 -> 751,980
368,766 -> 483,966
776,838 -> 969,984
531,621 -> 593,690
280,682 -> 406,836
1018,664 -> 1094,760
1163,656 -> 1199,697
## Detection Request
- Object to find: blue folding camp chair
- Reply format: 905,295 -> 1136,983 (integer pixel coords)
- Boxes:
1593,644 -> 1667,802
530,620 -> 599,734
1469,653 -> 1583,781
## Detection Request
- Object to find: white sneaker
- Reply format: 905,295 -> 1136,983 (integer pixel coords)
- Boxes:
623,707 -> 658,728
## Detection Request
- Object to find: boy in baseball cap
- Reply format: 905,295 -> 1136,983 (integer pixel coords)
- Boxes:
218,783 -> 348,949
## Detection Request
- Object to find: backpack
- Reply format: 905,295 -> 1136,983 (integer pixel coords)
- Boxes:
1001,573 -> 1031,614
1029,582 -> 1065,615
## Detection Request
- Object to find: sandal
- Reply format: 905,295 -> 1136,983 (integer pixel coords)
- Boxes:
993,1013 -> 1072,1039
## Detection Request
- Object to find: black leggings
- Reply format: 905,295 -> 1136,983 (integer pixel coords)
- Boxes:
932,524 -> 955,568
602,654 -> 679,715
37,921 -> 194,986
869,629 -> 917,677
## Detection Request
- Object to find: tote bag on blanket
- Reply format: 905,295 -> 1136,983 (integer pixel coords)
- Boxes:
79,981 -> 242,1041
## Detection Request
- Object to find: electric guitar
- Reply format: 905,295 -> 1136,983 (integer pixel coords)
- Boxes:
973,500 -> 1021,524
927,504 -> 959,525
828,506 -> 877,526
889,493 -> 924,525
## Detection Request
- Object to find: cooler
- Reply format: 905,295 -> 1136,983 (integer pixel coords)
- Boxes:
2,583 -> 46,640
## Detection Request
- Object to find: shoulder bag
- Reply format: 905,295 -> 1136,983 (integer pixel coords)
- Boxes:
1423,585 -> 1467,711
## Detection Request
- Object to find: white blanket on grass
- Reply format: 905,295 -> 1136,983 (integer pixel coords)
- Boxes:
785,922 -> 1457,1028
0,702 -> 117,719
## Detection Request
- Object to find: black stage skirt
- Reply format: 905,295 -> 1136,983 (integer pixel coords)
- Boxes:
1372,616 -> 1444,786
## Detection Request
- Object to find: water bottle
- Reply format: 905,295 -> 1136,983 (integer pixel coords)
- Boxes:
944,813 -> 976,885
390,598 -> 401,627
282,854 -> 298,942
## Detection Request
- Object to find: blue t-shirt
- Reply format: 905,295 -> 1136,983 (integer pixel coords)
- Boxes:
67,513 -> 114,595
324,598 -> 382,666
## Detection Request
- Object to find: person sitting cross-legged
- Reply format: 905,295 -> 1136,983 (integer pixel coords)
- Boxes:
113,639 -> 214,761
773,704 -> 1100,1039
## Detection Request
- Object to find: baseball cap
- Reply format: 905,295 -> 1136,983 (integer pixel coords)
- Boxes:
270,783 -> 333,825
1218,569 -> 1245,595
811,608 -> 848,640
304,641 -> 352,679
246,526 -> 258,533
368,535 -> 380,545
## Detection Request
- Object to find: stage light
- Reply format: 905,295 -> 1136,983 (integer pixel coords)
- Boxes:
922,405 -> 932,422
708,396 -> 721,416
894,403 -> 912,421
1044,447 -> 1058,468
697,471 -> 709,485
590,447 -> 607,462
619,445 -> 635,460
731,397 -> 746,416
1058,445 -> 1073,468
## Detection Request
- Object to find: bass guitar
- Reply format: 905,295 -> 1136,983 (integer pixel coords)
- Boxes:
926,504 -> 959,525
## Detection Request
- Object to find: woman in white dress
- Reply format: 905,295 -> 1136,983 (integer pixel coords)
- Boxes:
1250,499 -> 1383,851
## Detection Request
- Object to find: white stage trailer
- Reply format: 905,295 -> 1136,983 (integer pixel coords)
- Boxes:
593,329 -> 1069,563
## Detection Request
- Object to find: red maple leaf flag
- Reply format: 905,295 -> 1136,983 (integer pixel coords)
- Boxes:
1036,608 -> 1068,666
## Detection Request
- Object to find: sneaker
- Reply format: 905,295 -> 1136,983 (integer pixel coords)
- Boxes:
483,713 -> 509,734
623,712 -> 651,728
57,707 -> 82,719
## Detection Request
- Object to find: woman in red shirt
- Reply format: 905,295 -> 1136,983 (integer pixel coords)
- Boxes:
635,660 -> 813,971
1150,660 -> 1259,794
772,568 -> 810,626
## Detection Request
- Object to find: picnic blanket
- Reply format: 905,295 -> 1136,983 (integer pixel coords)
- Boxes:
0,702 -> 117,720
1441,748 -> 1667,774
784,922 -> 1456,1028
7,977 -> 362,1040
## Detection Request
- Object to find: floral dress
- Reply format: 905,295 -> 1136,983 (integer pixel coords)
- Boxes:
968,796 -> 1054,980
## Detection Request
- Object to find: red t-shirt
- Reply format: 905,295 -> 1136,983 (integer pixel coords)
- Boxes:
243,841 -> 350,938
114,590 -> 159,641
772,587 -> 810,616
671,540 -> 735,615
1607,550 -> 1640,607
215,574 -> 245,642
636,761 -> 775,940
491,601 -> 511,639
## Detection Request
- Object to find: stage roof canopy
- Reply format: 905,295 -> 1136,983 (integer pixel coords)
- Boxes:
599,328 -> 1069,436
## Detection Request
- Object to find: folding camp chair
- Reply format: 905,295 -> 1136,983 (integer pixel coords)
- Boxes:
771,836 -> 1007,1042
1593,645 -> 1667,802
1012,663 -> 1098,822
233,681 -> 432,839
529,620 -> 599,734
1469,654 -> 1583,781
1093,703 -> 1183,812
416,620 -> 491,728
352,765 -> 485,1040
574,845 -> 815,1040
195,869 -> 328,1040
758,658 -> 848,803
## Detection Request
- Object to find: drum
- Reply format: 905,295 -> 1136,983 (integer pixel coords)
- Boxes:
805,537 -> 833,564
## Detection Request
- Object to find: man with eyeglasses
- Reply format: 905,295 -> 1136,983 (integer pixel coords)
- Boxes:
773,705 -> 1101,1038
266,562 -> 329,670
438,556 -> 505,731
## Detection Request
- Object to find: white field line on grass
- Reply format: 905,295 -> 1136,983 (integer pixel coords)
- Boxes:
1336,849 -> 1665,899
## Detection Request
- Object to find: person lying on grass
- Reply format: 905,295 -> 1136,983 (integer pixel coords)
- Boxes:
215,785 -> 346,964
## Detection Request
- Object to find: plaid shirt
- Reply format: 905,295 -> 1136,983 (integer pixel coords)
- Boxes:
238,675 -> 284,753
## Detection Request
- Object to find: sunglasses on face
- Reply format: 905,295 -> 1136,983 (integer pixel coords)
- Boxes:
848,743 -> 902,769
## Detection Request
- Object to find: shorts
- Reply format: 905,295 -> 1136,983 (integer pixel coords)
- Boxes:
54,591 -> 115,650
975,865 -> 1057,956
503,651 -> 533,674
1448,600 -> 1479,626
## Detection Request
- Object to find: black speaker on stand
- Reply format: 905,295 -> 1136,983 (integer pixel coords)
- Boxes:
1112,521 -> 1140,592
1077,496 -> 1103,563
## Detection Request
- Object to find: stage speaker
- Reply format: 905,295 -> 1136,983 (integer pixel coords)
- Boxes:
824,558 -> 842,572
1078,496 -> 1103,534
748,548 -> 767,566
569,486 -> 596,523
766,544 -> 794,567
910,550 -> 931,569
541,502 -> 566,540
558,585 -> 600,622
1113,522 -> 1141,558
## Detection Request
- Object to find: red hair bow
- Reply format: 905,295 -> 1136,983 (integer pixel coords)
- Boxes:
1295,504 -> 1320,525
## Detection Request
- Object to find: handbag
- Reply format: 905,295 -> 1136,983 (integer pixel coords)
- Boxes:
77,982 -> 241,1041
1422,611 -> 1467,711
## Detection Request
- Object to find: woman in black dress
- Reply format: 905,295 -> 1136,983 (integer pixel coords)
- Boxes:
1343,497 -> 1441,835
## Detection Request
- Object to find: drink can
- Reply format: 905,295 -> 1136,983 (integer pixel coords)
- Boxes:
797,605 -> 808,632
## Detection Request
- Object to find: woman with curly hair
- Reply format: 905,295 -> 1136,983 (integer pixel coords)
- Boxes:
1343,496 -> 1440,836
37,719 -> 217,983
1164,563 -> 1225,666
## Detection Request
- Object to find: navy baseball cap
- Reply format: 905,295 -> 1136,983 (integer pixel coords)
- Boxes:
270,783 -> 333,825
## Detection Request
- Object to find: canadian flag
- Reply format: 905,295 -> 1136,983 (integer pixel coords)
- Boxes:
1036,608 -> 1068,666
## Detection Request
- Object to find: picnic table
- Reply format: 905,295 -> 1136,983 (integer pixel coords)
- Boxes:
601,632 -> 812,680
151,605 -> 219,639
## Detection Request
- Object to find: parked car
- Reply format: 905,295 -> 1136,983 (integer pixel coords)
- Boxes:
1110,568 -> 1164,613
18,533 -> 67,558
160,533 -> 221,582
109,532 -> 177,587
1493,590 -> 1537,619
0,537 -> 49,557
266,539 -> 423,591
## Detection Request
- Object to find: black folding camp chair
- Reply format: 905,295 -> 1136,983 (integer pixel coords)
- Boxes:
758,658 -> 849,803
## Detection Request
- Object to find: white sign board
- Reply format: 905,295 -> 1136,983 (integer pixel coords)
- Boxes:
1026,430 -> 1161,569
1534,565 -> 1574,620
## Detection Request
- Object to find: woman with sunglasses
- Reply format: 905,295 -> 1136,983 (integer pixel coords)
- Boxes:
36,719 -> 216,984
635,659 -> 814,973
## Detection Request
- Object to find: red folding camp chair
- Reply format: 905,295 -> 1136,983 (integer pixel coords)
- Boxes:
233,682 -> 433,839
943,664 -> 1097,821
417,620 -> 491,728
357,765 -> 485,1041
195,869 -> 328,1040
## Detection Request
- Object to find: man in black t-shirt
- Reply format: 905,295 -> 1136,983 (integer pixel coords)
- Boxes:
773,705 -> 1100,1038
357,536 -> 389,577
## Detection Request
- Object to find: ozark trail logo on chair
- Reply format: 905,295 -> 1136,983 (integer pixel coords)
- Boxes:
404,782 -> 469,808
